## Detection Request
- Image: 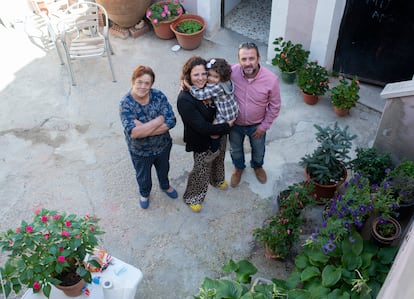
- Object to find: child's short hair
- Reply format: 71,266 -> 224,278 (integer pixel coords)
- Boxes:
206,58 -> 232,81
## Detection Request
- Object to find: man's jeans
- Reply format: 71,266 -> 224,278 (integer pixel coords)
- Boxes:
229,124 -> 266,170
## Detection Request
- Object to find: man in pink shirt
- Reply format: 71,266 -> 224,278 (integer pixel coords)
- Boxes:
230,42 -> 281,187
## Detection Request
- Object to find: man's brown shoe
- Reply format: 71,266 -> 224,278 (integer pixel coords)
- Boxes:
231,168 -> 243,187
254,167 -> 267,184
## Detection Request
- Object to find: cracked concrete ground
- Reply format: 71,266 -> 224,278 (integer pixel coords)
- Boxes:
0,19 -> 384,299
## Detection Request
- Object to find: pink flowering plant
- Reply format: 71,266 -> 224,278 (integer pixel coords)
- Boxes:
0,209 -> 104,298
146,0 -> 184,25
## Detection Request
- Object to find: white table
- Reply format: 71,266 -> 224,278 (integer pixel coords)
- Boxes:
22,257 -> 143,299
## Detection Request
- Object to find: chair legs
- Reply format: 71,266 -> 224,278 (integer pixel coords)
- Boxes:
105,39 -> 116,83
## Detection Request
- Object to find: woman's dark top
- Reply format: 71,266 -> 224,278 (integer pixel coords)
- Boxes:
177,90 -> 230,153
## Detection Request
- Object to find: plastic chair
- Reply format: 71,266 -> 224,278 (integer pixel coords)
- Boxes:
59,1 -> 116,86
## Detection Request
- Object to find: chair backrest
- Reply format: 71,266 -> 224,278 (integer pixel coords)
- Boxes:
64,1 -> 109,37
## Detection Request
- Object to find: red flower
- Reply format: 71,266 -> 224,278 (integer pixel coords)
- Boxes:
90,225 -> 95,232
41,216 -> 48,223
59,246 -> 64,252
33,281 -> 41,290
34,208 -> 41,215
61,231 -> 70,237
16,227 -> 21,233
65,221 -> 72,227
53,214 -> 60,220
26,226 -> 33,233
44,233 -> 50,240
57,256 -> 65,263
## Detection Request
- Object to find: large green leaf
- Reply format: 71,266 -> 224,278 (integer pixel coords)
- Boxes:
342,253 -> 362,270
321,265 -> 342,287
301,266 -> 320,281
286,270 -> 302,289
377,246 -> 398,264
327,288 -> 350,299
287,289 -> 311,299
294,253 -> 309,269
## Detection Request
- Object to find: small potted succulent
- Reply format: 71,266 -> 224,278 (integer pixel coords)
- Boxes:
271,36 -> 310,84
330,76 -> 360,116
296,60 -> 330,105
0,209 -> 104,298
299,122 -> 357,200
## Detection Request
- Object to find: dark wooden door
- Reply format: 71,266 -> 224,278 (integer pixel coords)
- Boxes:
333,0 -> 414,86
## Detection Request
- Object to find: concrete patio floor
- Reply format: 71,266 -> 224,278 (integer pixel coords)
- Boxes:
0,17 -> 385,299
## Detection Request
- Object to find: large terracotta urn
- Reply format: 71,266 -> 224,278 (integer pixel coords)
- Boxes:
96,0 -> 151,28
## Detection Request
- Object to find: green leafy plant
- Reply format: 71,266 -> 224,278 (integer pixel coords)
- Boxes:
146,0 -> 184,25
331,76 -> 360,109
296,60 -> 330,96
271,37 -> 310,73
0,209 -> 104,298
388,159 -> 414,204
253,182 -> 314,259
193,259 -> 288,299
286,231 -> 398,298
176,19 -> 203,34
374,218 -> 398,238
351,147 -> 393,185
299,122 -> 357,185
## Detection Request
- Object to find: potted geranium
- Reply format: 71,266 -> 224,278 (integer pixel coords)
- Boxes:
0,209 -> 104,298
330,76 -> 360,116
296,60 -> 330,105
146,0 -> 184,39
253,182 -> 314,259
271,37 -> 310,84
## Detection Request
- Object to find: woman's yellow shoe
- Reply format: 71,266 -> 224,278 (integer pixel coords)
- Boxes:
189,204 -> 202,212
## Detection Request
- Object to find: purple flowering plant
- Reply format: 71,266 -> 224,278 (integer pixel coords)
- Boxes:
314,173 -> 399,255
146,0 -> 184,25
0,209 -> 104,298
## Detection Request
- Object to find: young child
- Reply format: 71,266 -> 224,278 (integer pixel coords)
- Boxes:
189,58 -> 238,163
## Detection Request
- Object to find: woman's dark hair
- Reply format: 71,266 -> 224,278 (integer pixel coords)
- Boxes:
207,58 -> 232,81
131,65 -> 155,84
181,56 -> 207,85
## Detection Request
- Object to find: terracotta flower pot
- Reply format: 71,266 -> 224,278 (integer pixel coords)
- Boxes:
302,91 -> 319,105
333,106 -> 350,117
371,216 -> 402,246
305,166 -> 347,202
147,1 -> 183,39
170,14 -> 206,50
95,0 -> 151,28
54,278 -> 86,297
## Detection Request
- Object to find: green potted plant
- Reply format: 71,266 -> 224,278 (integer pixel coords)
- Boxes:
330,76 -> 360,116
170,13 -> 206,50
146,0 -> 184,39
271,37 -> 310,84
350,147 -> 393,185
253,182 -> 314,259
194,259 -> 288,299
286,230 -> 398,298
299,122 -> 357,200
0,209 -> 104,298
387,158 -> 414,218
296,60 -> 330,105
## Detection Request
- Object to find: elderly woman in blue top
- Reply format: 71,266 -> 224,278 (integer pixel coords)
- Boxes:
120,65 -> 177,209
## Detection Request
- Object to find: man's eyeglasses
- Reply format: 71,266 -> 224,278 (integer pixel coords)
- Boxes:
239,42 -> 258,50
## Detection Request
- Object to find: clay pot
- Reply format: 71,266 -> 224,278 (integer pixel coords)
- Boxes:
95,0 -> 151,28
333,106 -> 350,116
170,14 -> 206,50
302,91 -> 319,105
371,216 -> 402,246
54,278 -> 86,297
305,166 -> 347,201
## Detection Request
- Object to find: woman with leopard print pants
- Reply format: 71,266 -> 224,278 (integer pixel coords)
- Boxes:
177,56 -> 235,212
